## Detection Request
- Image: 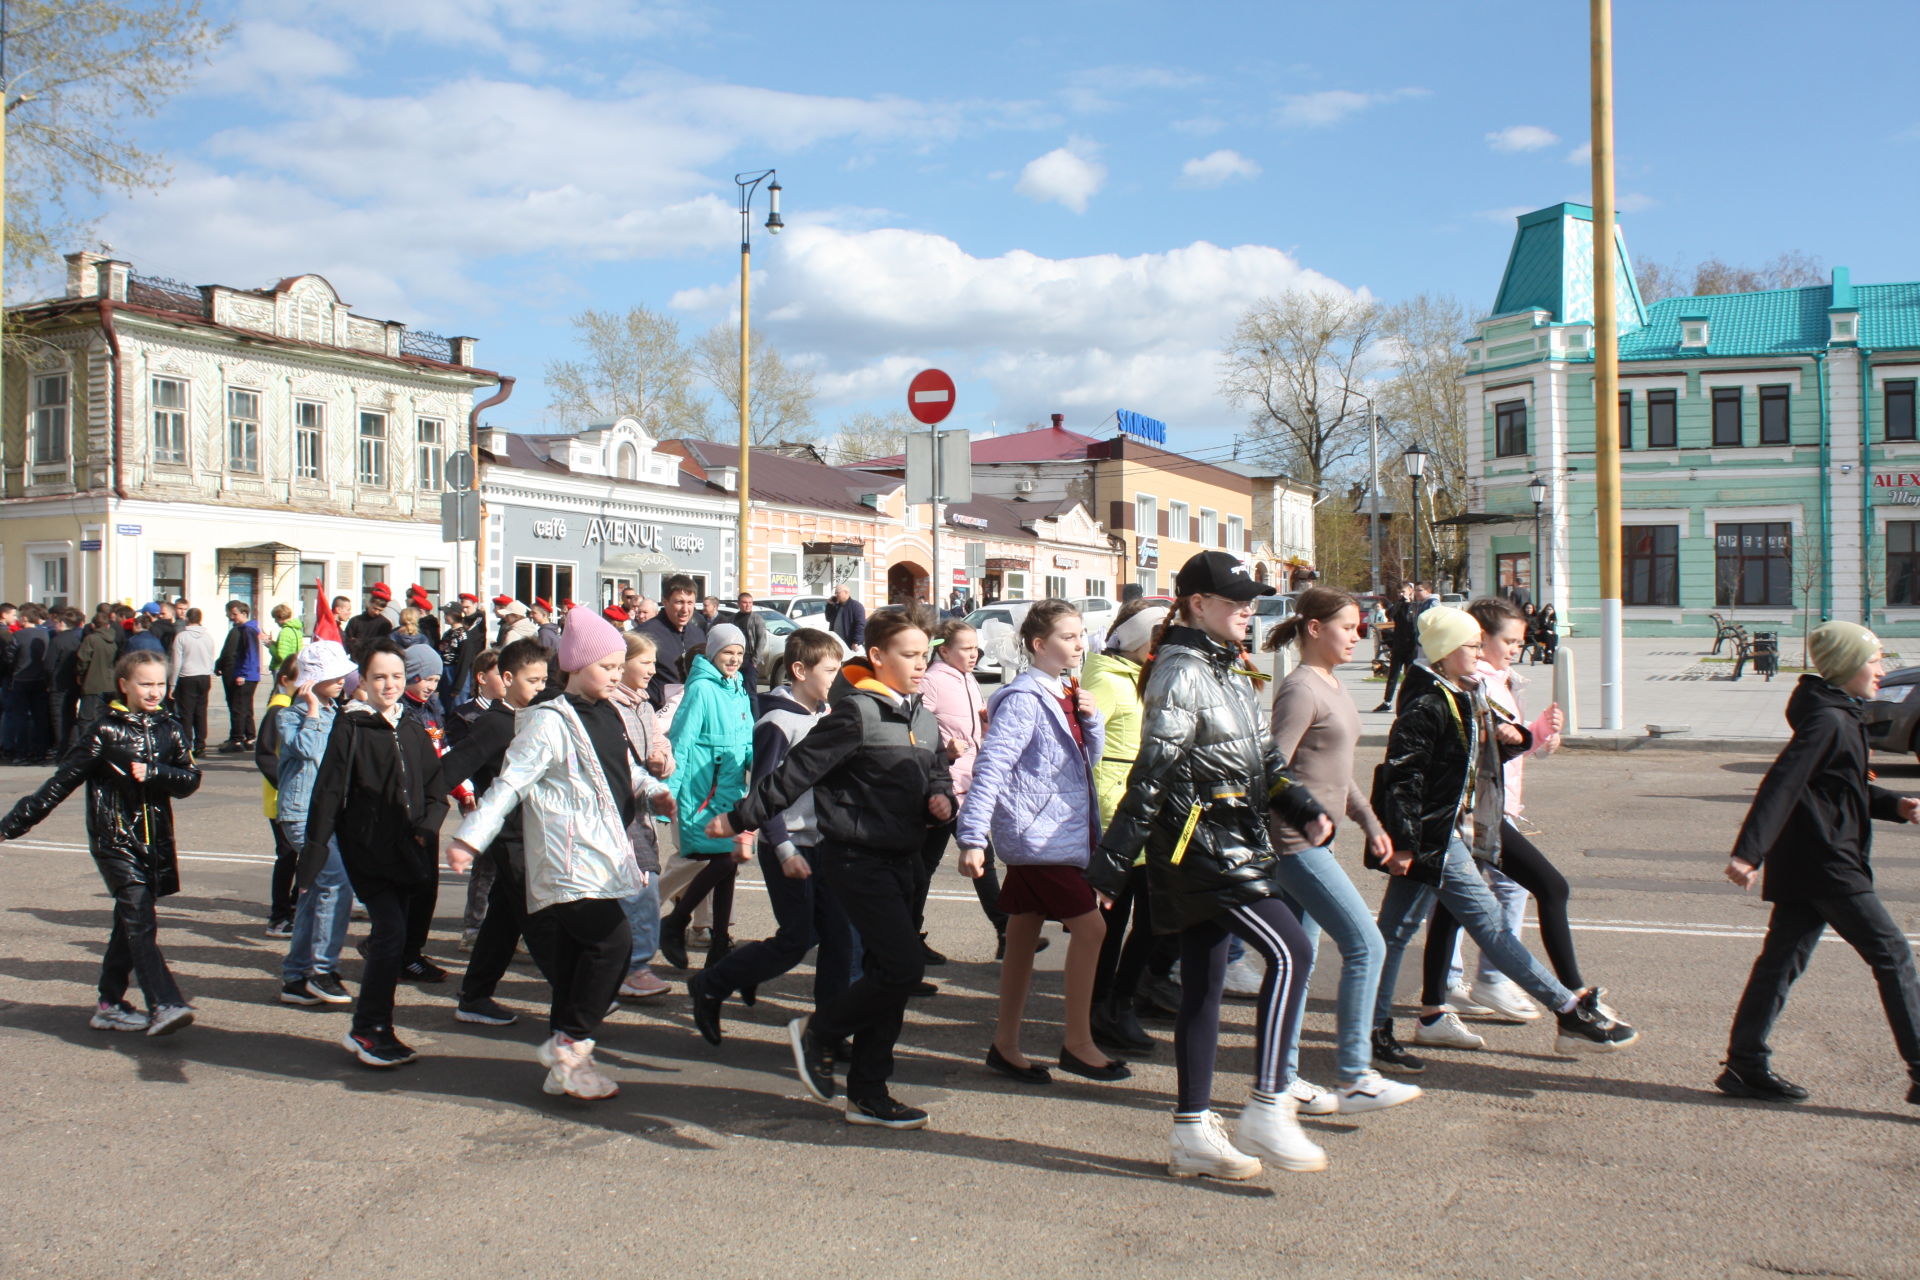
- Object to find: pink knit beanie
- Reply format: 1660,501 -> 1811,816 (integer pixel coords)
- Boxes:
557,605 -> 625,672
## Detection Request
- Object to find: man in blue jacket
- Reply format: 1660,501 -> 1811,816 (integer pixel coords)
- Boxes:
213,600 -> 263,752
827,586 -> 866,650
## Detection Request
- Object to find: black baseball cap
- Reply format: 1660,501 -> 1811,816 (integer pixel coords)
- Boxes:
1173,550 -> 1274,601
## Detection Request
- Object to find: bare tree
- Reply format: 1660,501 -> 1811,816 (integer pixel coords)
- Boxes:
1377,293 -> 1471,586
1218,291 -> 1381,485
1792,532 -> 1825,670
822,410 -> 913,464
545,306 -> 710,438
1635,251 -> 1824,303
690,323 -> 817,446
5,0 -> 223,279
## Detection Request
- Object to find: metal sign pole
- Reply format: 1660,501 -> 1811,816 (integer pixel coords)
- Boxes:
930,420 -> 941,610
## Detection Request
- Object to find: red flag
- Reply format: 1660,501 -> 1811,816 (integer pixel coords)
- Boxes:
312,577 -> 342,644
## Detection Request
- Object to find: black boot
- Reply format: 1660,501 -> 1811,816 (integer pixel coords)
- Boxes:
920,932 -> 948,966
1715,1061 -> 1809,1103
702,931 -> 732,968
1091,994 -> 1154,1056
659,916 -> 690,970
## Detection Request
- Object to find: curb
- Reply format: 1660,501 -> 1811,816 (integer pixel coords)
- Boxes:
1353,730 -> 1786,754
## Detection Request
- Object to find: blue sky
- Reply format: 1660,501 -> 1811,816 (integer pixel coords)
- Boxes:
71,0 -> 1920,463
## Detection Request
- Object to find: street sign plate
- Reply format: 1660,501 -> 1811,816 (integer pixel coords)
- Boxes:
79,539 -> 101,551
440,490 -> 481,543
907,368 -> 955,425
445,450 -> 476,492
904,428 -> 973,506
116,524 -> 142,536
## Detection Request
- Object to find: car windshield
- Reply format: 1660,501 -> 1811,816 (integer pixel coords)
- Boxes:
964,608 -> 1014,628
1255,597 -> 1291,616
791,600 -> 825,617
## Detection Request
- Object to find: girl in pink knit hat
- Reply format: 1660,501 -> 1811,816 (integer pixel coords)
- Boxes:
449,606 -> 676,1100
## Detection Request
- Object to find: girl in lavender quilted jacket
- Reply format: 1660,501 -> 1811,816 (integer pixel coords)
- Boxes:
959,599 -> 1128,1087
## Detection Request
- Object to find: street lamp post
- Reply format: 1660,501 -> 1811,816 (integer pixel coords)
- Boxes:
1403,442 -> 1430,588
1528,474 -> 1548,602
733,169 -> 783,597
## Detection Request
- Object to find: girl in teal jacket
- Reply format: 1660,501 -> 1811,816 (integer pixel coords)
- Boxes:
660,625 -> 755,967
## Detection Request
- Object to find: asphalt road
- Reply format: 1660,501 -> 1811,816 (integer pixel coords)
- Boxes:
2,746 -> 1918,1280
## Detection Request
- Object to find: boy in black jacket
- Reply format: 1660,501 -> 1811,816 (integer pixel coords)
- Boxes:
707,611 -> 953,1130
1722,621 -> 1920,1105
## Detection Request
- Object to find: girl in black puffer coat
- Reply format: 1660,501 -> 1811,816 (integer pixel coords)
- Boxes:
0,651 -> 202,1036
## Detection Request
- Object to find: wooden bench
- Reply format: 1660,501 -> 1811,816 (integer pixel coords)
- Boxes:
1726,627 -> 1779,682
1708,612 -> 1740,657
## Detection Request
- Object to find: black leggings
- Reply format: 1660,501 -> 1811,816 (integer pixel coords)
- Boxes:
665,858 -> 737,941
1174,897 -> 1312,1114
1422,820 -> 1580,1005
1093,864 -> 1156,1004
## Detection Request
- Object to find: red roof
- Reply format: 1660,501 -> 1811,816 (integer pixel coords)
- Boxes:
851,424 -> 1101,470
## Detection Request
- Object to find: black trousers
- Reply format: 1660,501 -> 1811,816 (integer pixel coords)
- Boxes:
1422,821 -> 1582,1004
1728,890 -> 1920,1079
810,841 -> 925,1102
269,820 -> 300,923
1381,653 -> 1413,705
403,851 -> 439,963
705,840 -> 854,1006
523,897 -> 630,1039
461,849 -> 537,1002
1094,863 -> 1157,1004
223,678 -> 257,744
348,877 -> 435,1034
99,876 -> 184,1010
52,686 -> 80,755
913,821 -> 949,933
172,676 -> 211,753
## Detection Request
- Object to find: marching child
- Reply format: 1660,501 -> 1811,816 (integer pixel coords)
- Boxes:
707,610 -> 955,1130
301,641 -> 449,1067
611,630 -> 675,1000
257,655 -> 302,936
959,599 -> 1127,1086
449,609 -> 676,1100
1720,621 -> 1920,1106
0,650 -> 203,1035
659,623 -> 755,969
273,641 -> 359,1009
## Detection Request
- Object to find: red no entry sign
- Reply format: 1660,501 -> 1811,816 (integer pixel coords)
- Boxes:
908,368 -> 956,425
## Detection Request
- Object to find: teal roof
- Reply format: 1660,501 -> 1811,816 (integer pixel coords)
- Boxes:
1859,283 -> 1920,349
1616,278 -> 1920,359
1490,203 -> 1647,331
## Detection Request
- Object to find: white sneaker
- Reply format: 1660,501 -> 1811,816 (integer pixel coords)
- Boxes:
1473,980 -> 1541,1022
1337,1070 -> 1424,1113
1234,1094 -> 1328,1173
1286,1078 -> 1339,1116
1222,958 -> 1264,999
1444,982 -> 1493,1016
542,1035 -> 619,1100
1412,1011 -> 1487,1050
1169,1111 -> 1263,1181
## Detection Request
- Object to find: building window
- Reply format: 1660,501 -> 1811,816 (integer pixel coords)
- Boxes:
1137,568 -> 1158,595
361,563 -> 388,600
1887,379 -> 1918,443
153,553 -> 187,603
1618,390 -> 1633,451
1226,514 -> 1244,551
298,559 -> 326,621
33,553 -> 70,607
1647,389 -> 1678,448
227,388 -> 261,474
1084,577 -> 1109,600
1495,551 -> 1532,593
1044,574 -> 1068,598
1168,500 -> 1189,540
419,567 -> 443,602
1623,525 -> 1679,607
1711,387 -> 1743,447
1890,522 -> 1920,606
31,373 -> 69,466
1002,570 -> 1029,598
358,411 -> 388,486
1134,494 -> 1156,535
1198,508 -> 1218,547
151,377 -> 188,466
1758,385 -> 1791,445
417,417 -> 445,492
295,401 -> 325,481
1714,522 -> 1791,608
514,560 -> 575,608
1494,399 -> 1527,458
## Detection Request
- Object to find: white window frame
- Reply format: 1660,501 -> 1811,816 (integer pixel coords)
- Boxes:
358,411 -> 388,487
1044,574 -> 1069,598
1168,500 -> 1190,539
151,376 -> 189,467
419,566 -> 444,601
1134,493 -> 1157,536
1084,577 -> 1110,600
417,417 -> 445,492
31,373 -> 69,469
294,400 -> 325,482
1137,568 -> 1158,595
226,387 -> 262,475
1226,514 -> 1245,552
513,558 -> 578,608
1198,507 -> 1218,548
1002,569 -> 1029,598
26,541 -> 71,607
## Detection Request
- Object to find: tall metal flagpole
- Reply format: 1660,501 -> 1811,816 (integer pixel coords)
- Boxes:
1591,0 -> 1624,730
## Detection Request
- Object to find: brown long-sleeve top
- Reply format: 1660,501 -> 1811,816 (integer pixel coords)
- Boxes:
1266,663 -> 1385,854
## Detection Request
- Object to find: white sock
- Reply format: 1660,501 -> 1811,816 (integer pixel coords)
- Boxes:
1557,995 -> 1580,1014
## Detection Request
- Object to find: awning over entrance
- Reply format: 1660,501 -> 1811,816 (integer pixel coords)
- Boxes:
1433,512 -> 1532,527
599,550 -> 678,574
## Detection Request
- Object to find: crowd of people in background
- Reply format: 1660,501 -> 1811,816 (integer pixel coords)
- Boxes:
2,552 -> 1917,1181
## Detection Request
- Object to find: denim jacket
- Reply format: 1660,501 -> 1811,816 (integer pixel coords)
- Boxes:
274,700 -> 336,846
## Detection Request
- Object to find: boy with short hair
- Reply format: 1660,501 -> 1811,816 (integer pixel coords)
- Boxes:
1720,621 -> 1920,1106
691,628 -> 855,1045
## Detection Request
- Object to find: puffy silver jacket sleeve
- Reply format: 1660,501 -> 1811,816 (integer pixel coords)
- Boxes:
1087,662 -> 1201,896
457,711 -> 562,852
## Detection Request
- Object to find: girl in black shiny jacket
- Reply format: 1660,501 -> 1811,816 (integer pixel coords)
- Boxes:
0,651 -> 202,1035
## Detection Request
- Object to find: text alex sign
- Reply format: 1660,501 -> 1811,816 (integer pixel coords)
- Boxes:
1873,471 -> 1920,506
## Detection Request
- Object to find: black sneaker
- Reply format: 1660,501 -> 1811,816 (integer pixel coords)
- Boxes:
280,979 -> 324,1006
402,957 -> 449,983
304,973 -> 352,1005
689,972 -> 725,1046
1554,988 -> 1639,1054
1371,702 -> 1393,714
1909,1080 -> 1920,1107
454,996 -> 518,1026
342,1027 -> 417,1067
1716,1063 -> 1809,1103
1372,1023 -> 1426,1075
912,980 -> 939,997
1090,997 -> 1155,1057
920,934 -> 948,966
265,918 -> 294,938
846,1094 -> 928,1130
788,1017 -> 836,1103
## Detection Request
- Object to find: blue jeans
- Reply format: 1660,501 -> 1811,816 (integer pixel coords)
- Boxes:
1448,865 -> 1530,989
1373,837 -> 1573,1028
1272,843 -> 1386,1085
281,834 -> 352,983
621,874 -> 662,968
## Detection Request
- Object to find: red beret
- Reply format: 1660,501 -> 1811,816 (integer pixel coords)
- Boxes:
491,594 -> 512,607
601,606 -> 629,623
370,582 -> 392,600
458,593 -> 479,603
533,597 -> 553,613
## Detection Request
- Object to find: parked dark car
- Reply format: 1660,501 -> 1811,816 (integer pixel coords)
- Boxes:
1864,663 -> 1920,757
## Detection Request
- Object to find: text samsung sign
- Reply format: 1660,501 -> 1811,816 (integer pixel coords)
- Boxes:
1117,408 -> 1168,446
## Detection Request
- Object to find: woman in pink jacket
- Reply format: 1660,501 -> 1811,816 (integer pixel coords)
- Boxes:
918,620 -> 1016,957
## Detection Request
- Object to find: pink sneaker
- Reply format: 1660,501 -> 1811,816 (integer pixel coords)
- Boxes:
542,1036 -> 619,1100
619,967 -> 672,999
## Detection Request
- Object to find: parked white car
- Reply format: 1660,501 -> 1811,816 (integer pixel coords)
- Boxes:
785,595 -> 834,625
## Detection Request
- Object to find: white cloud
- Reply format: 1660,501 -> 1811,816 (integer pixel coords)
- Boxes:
1486,124 -> 1559,152
1179,149 -> 1261,188
1566,141 -> 1592,165
1275,87 -> 1426,128
1058,65 -> 1205,115
1015,139 -> 1107,213
1474,206 -> 1535,224
197,21 -> 356,97
670,225 -> 1358,429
